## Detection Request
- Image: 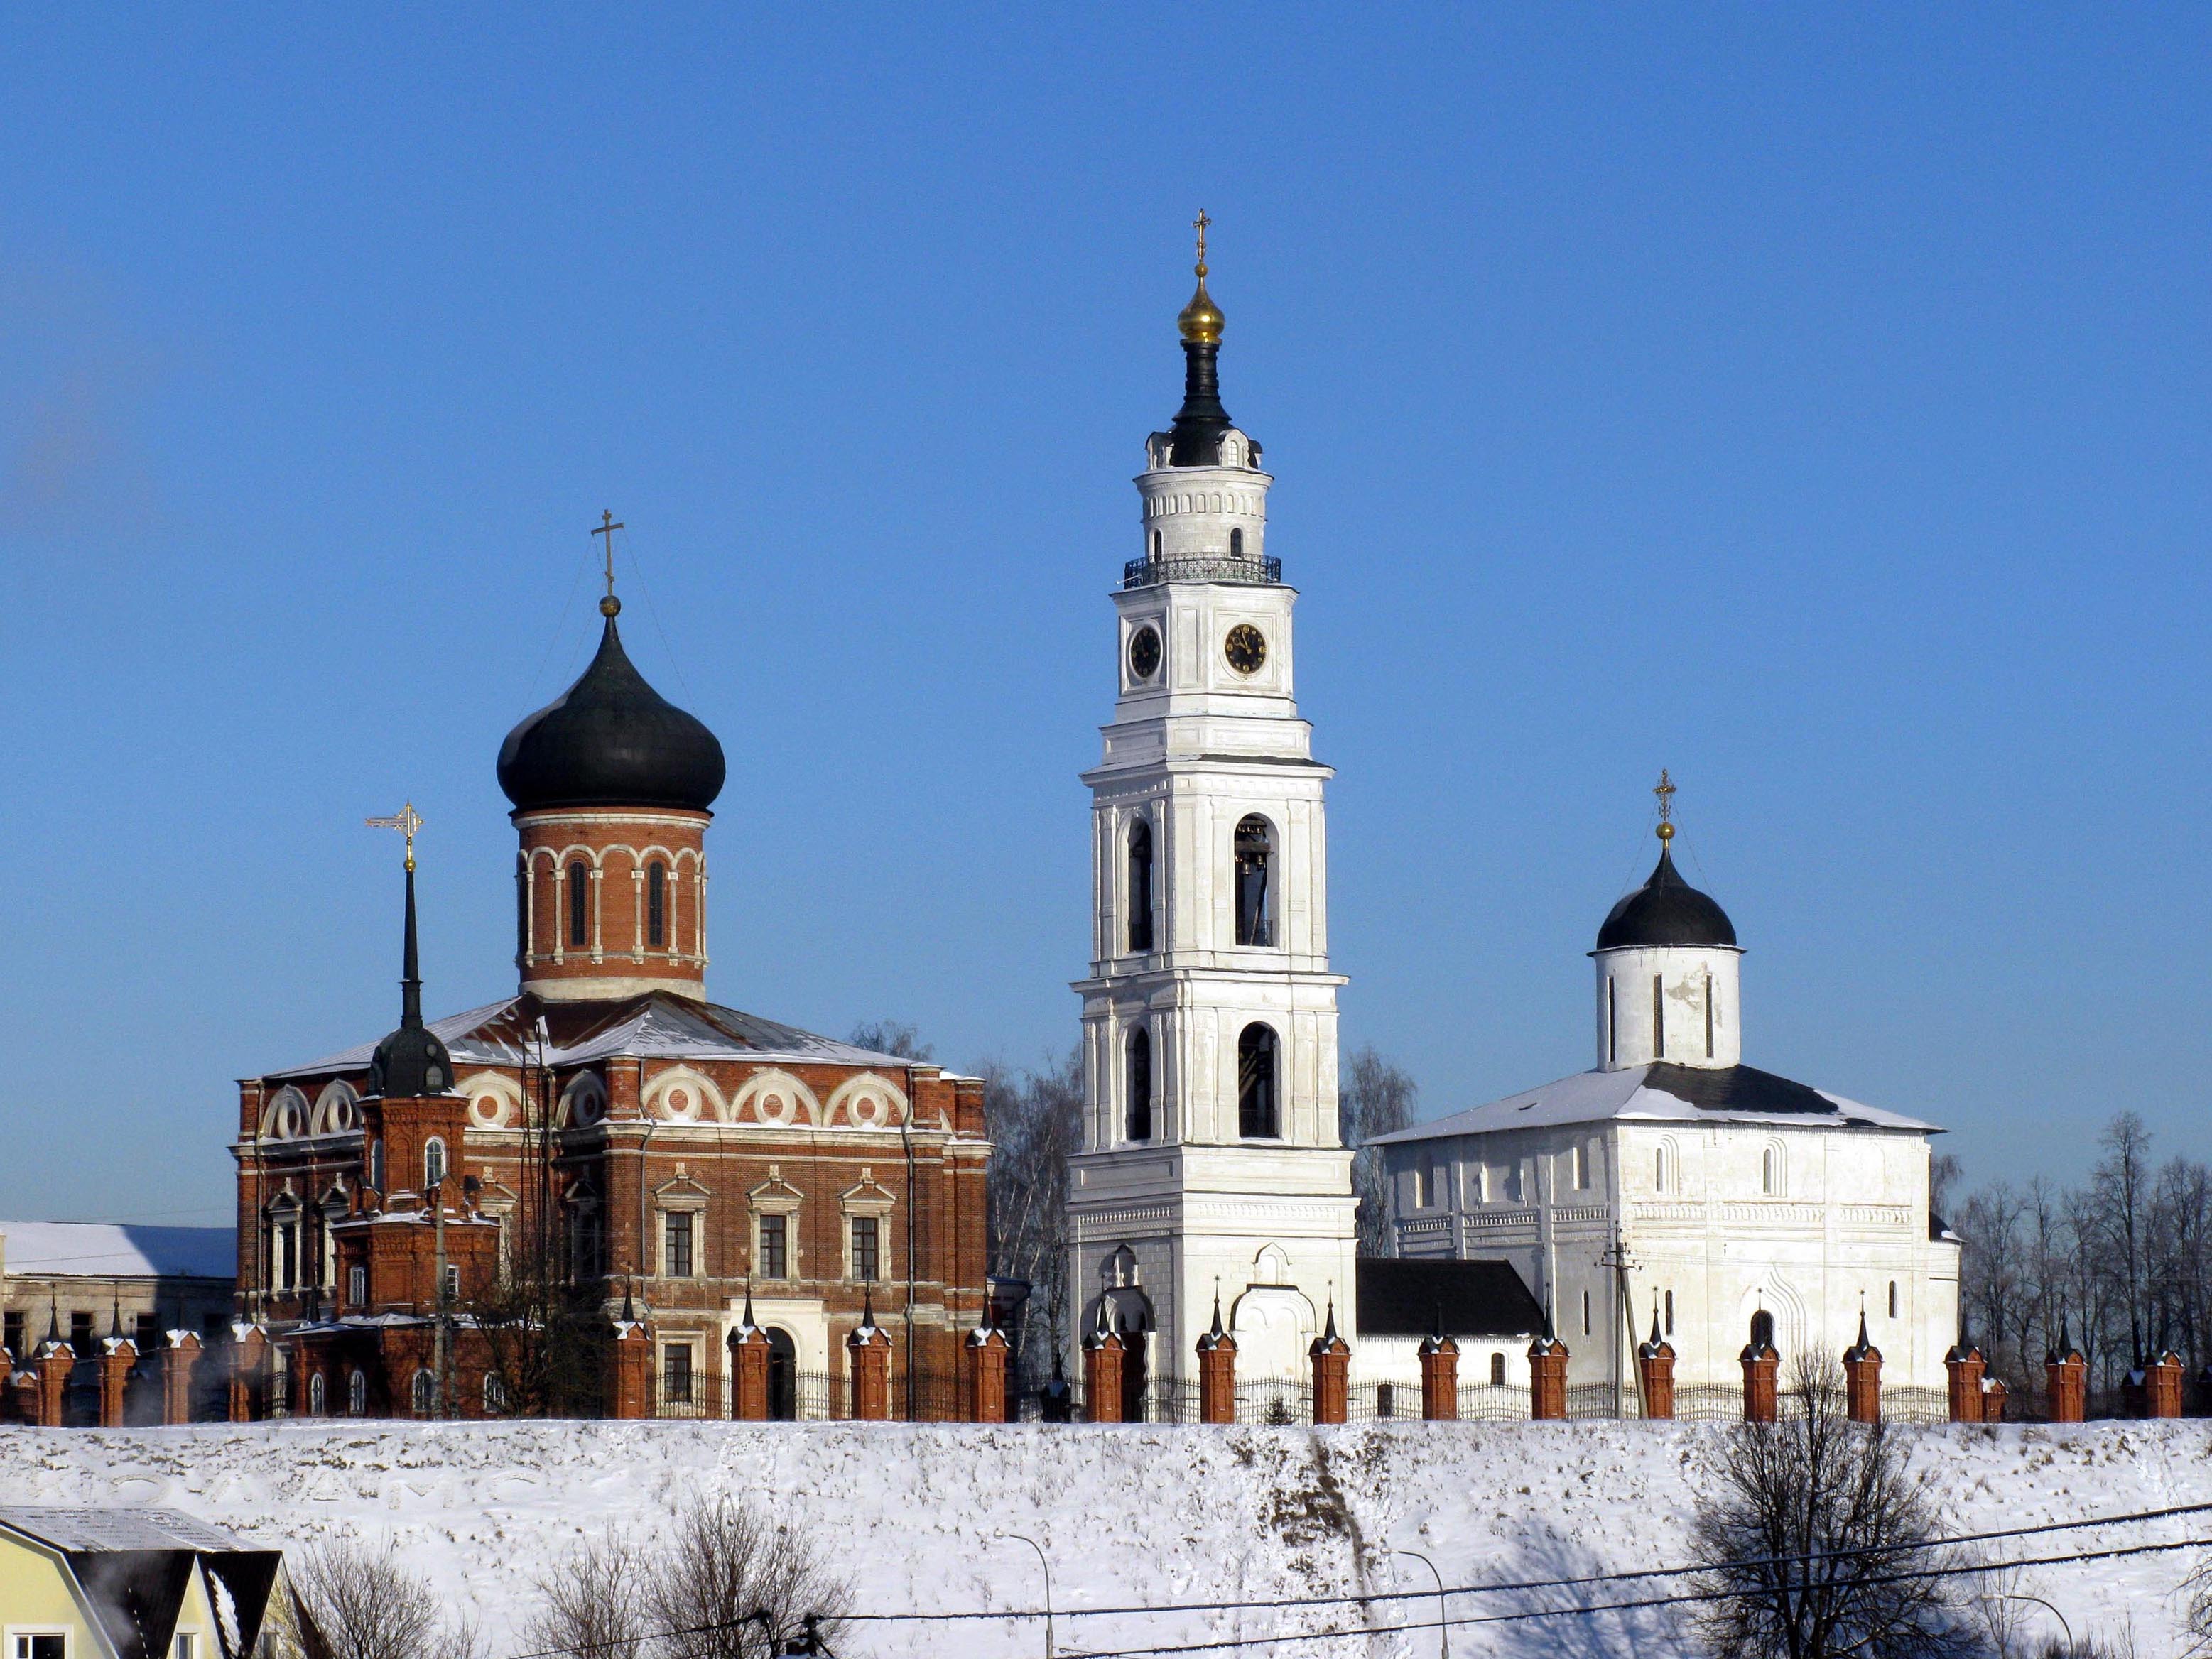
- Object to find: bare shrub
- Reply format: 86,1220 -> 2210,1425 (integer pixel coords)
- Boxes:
291,1538 -> 481,1659
522,1533 -> 649,1659
1691,1355 -> 1975,1659
644,1496 -> 851,1659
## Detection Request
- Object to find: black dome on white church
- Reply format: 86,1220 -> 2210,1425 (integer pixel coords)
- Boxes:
497,604 -> 725,814
1595,837 -> 1737,952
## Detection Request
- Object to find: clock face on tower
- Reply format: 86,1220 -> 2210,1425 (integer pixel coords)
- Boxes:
1127,624 -> 1162,681
1225,624 -> 1267,675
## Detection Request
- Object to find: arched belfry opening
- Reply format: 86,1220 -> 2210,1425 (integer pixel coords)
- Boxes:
1234,815 -> 1274,947
1126,1027 -> 1152,1143
1237,1024 -> 1279,1138
1127,820 -> 1155,952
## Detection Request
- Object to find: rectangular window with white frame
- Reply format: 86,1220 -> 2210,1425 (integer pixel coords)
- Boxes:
757,1212 -> 788,1279
11,1634 -> 68,1659
663,1211 -> 695,1278
850,1215 -> 882,1283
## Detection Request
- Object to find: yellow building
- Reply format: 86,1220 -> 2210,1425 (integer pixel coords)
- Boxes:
0,1508 -> 286,1659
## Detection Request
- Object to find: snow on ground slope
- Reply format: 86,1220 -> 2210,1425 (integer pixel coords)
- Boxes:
0,1420 -> 2205,1656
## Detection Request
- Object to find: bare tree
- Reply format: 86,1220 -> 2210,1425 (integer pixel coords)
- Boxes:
291,1538 -> 481,1659
522,1533 -> 649,1659
1339,1045 -> 1416,1258
980,1047 -> 1083,1390
1930,1153 -> 1964,1222
850,1019 -> 934,1062
2094,1112 -> 2154,1364
646,1496 -> 851,1659
1691,1355 -> 1974,1659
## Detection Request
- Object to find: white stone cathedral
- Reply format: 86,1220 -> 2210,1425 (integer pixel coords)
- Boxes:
1374,788 -> 1963,1396
1065,233 -> 1360,1398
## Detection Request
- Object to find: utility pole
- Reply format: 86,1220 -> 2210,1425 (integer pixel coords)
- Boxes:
1598,1231 -> 1640,1418
433,1175 -> 450,1418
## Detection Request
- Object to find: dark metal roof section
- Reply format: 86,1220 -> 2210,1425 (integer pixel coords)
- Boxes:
497,613 -> 726,814
1167,334 -> 1235,467
367,861 -> 454,1099
1594,842 -> 1738,952
1355,1257 -> 1544,1340
1640,1062 -> 1831,1116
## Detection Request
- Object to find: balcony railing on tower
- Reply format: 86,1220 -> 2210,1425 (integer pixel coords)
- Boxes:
1123,553 -> 1282,589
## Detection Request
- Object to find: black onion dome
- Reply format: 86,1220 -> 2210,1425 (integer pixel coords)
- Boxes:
369,1022 -> 452,1101
1595,842 -> 1738,952
497,614 -> 725,813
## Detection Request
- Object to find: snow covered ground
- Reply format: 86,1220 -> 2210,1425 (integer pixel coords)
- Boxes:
1,1420 -> 2205,1657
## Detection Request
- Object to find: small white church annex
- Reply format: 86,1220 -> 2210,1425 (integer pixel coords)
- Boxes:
1373,782 -> 1963,1397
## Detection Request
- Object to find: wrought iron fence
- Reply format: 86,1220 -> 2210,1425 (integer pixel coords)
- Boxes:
1122,553 -> 1283,589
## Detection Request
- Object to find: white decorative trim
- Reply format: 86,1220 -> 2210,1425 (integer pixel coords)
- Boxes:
460,1071 -> 523,1130
313,1079 -> 361,1136
823,1071 -> 909,1131
645,1065 -> 725,1124
262,1085 -> 310,1140
558,1072 -> 608,1128
733,1067 -> 820,1128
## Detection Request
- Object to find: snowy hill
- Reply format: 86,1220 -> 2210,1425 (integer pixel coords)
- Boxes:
0,1420 -> 2203,1655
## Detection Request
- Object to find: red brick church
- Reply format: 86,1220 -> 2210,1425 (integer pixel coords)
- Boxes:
230,568 -> 996,1421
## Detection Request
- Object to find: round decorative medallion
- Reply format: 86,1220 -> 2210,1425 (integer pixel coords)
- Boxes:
1225,623 -> 1267,675
1127,624 -> 1162,681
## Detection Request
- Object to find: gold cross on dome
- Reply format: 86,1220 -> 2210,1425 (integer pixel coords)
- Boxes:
367,802 -> 425,871
1653,768 -> 1676,825
1193,209 -> 1211,271
592,510 -> 624,599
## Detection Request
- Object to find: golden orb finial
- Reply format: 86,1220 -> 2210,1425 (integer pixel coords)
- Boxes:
1654,768 -> 1676,842
1178,208 -> 1224,344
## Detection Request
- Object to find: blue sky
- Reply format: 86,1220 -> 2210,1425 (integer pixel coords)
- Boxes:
2,9 -> 2207,1224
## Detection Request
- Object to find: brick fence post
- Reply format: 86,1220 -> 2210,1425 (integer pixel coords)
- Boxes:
229,1325 -> 269,1424
98,1332 -> 137,1429
1946,1333 -> 1985,1425
2145,1349 -> 2184,1420
730,1288 -> 769,1421
966,1327 -> 1009,1425
847,1313 -> 893,1423
163,1332 -> 203,1426
1843,1312 -> 1883,1425
610,1315 -> 653,1421
1637,1307 -> 1676,1421
36,1337 -> 74,1428
1308,1302 -> 1350,1426
1740,1339 -> 1779,1424
1419,1329 -> 1459,1423
10,1365 -> 38,1425
2045,1322 -> 2087,1424
1081,1305 -> 1126,1425
1528,1318 -> 1569,1422
1197,1296 -> 1237,1425
1982,1377 -> 2009,1423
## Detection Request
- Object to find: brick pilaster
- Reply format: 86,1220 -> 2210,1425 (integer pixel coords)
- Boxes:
1982,1376 -> 2009,1423
36,1342 -> 73,1428
2145,1350 -> 2184,1419
163,1333 -> 203,1425
1741,1342 -> 1779,1423
1946,1335 -> 1985,1425
1528,1329 -> 1568,1421
965,1327 -> 1009,1424
1637,1310 -> 1676,1421
98,1337 -> 137,1428
2045,1329 -> 2087,1424
1308,1305 -> 1350,1427
1419,1332 -> 1459,1422
611,1319 -> 653,1420
847,1320 -> 892,1422
1081,1312 -> 1126,1425
1843,1312 -> 1882,1425
229,1325 -> 269,1423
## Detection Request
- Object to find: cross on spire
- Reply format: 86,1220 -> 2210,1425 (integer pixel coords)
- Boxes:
365,802 -> 425,871
1653,768 -> 1677,844
1193,208 -> 1210,275
592,510 -> 625,613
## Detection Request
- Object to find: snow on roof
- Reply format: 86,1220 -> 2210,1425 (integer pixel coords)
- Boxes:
0,1506 -> 252,1552
0,1222 -> 235,1281
268,991 -> 915,1080
1367,1062 -> 1939,1146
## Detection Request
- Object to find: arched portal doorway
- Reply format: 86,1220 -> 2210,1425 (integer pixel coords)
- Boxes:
766,1327 -> 798,1421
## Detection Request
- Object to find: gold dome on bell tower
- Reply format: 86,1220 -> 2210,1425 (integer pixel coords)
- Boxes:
1176,208 -> 1225,344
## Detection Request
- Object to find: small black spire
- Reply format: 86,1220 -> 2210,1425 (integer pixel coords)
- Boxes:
1855,1307 -> 1871,1352
1321,1293 -> 1340,1347
619,1278 -> 636,1323
1649,1298 -> 1664,1350
1433,1301 -> 1446,1344
1168,338 -> 1233,467
862,1283 -> 877,1330
1209,1288 -> 1225,1340
109,1294 -> 124,1342
46,1296 -> 60,1344
1541,1300 -> 1557,1344
367,851 -> 452,1099
742,1281 -> 757,1329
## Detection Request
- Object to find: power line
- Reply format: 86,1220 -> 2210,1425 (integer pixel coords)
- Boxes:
1053,1536 -> 2212,1659
504,1500 -> 2212,1657
839,1496 -> 2212,1625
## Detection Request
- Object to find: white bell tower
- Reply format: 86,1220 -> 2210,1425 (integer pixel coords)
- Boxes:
1066,224 -> 1357,1408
